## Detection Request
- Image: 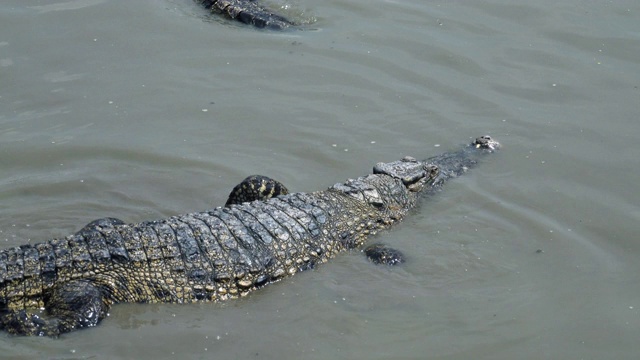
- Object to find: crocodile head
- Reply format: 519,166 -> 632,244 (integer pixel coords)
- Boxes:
330,135 -> 500,219
330,157 -> 438,214
373,156 -> 439,193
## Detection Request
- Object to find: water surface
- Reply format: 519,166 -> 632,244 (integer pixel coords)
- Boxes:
1,0 -> 639,359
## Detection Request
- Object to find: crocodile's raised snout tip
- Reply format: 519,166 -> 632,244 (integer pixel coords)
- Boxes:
474,135 -> 501,151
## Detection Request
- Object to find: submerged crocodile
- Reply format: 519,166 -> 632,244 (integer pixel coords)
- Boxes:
196,0 -> 296,29
0,136 -> 499,336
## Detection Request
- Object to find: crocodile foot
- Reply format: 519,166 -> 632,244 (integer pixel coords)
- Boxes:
225,175 -> 289,206
0,279 -> 109,336
0,309 -> 60,337
364,244 -> 406,266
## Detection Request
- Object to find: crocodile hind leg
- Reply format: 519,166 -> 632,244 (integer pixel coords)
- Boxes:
225,175 -> 289,206
0,279 -> 110,336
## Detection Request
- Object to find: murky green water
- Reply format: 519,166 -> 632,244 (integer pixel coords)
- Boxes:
1,0 -> 639,359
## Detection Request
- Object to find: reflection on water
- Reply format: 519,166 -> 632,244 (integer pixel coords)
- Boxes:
1,0 -> 639,358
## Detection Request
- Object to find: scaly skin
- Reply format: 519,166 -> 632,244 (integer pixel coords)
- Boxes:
0,136 -> 499,336
197,0 -> 295,30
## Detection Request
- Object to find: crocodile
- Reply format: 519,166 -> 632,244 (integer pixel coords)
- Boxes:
0,135 -> 500,336
196,0 -> 296,30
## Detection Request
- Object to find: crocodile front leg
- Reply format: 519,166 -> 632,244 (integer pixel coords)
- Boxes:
225,175 -> 289,206
364,244 -> 405,266
0,280 -> 110,336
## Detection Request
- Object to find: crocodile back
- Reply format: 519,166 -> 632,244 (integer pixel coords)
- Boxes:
0,187 -> 394,309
